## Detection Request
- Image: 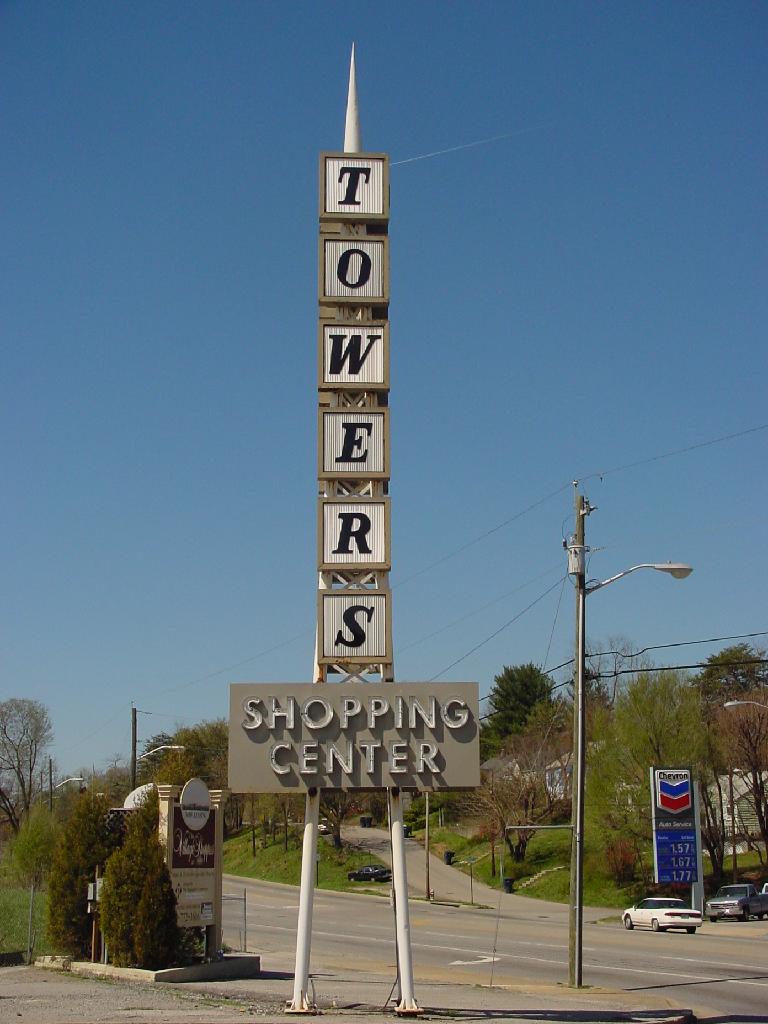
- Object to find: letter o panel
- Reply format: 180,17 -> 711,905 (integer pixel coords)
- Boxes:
320,239 -> 389,305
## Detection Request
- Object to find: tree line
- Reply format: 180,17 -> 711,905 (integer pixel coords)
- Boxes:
475,643 -> 768,885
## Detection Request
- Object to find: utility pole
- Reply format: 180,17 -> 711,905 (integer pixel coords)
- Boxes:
425,792 -> 430,900
130,704 -> 137,792
568,487 -> 591,988
48,757 -> 53,812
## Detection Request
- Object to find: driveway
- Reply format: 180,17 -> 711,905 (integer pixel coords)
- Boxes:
341,825 -> 610,921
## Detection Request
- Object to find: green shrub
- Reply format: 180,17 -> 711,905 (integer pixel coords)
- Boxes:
47,795 -> 119,958
10,807 -> 58,890
101,792 -> 180,969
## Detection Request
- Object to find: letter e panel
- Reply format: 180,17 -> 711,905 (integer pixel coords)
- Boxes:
318,591 -> 392,665
319,409 -> 389,480
319,498 -> 391,570
318,322 -> 389,390
319,153 -> 389,221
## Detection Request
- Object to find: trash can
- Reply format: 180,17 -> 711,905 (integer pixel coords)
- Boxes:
359,815 -> 373,828
403,825 -> 412,838
443,850 -> 455,865
502,877 -> 514,894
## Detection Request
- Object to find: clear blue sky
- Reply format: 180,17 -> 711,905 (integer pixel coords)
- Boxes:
2,2 -> 766,775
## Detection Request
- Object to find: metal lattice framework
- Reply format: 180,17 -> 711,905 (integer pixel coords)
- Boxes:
289,49 -> 419,1016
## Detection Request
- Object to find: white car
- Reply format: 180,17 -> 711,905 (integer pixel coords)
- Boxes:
622,897 -> 702,933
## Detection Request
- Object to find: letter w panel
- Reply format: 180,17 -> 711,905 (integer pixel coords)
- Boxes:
319,322 -> 389,391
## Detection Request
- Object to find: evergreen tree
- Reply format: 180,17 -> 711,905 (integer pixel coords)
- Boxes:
100,790 -> 180,969
482,663 -> 554,756
694,643 -> 768,706
47,794 -> 117,957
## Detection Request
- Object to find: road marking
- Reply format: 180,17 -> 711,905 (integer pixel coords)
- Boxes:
224,919 -> 768,989
656,954 -> 768,971
449,955 -> 500,966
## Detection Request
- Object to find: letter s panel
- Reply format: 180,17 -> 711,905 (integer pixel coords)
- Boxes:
318,498 -> 391,570
318,591 -> 392,664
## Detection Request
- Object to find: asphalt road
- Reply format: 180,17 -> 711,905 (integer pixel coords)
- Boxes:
222,872 -> 768,1021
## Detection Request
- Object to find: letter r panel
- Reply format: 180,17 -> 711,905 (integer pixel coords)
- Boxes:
319,152 -> 389,221
320,239 -> 388,304
318,498 -> 391,570
318,409 -> 389,479
318,591 -> 392,665
318,322 -> 389,390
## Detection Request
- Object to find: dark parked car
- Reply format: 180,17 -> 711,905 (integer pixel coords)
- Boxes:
347,864 -> 392,883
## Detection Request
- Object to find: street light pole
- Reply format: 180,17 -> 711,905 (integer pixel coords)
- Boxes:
566,490 -> 692,989
568,490 -> 589,988
425,791 -> 431,900
130,704 -> 137,791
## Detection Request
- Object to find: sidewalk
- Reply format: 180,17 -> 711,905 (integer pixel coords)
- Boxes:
6,961 -> 695,1024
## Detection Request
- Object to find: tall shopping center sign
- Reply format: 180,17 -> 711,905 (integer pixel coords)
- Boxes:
229,54 -> 480,1014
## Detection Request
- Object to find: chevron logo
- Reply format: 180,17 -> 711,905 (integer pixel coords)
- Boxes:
656,770 -> 691,814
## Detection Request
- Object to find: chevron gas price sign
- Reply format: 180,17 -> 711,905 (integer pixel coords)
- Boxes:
650,767 -> 699,884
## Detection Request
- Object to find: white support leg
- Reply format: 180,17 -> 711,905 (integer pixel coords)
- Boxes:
389,788 -> 421,1015
287,788 -> 320,1013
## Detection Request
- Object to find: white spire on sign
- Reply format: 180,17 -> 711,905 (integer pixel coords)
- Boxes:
343,43 -> 361,153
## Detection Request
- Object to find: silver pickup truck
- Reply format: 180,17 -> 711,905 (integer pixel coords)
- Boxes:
705,884 -> 768,921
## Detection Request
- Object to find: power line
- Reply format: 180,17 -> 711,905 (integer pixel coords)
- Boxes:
576,423 -> 768,486
392,484 -> 571,589
396,421 -> 768,592
430,577 -> 567,680
396,562 -> 563,655
390,124 -> 552,167
593,658 -> 768,680
542,574 -> 568,670
543,629 -> 768,676
478,629 -> 768,702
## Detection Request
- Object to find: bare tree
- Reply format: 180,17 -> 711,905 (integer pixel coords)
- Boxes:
720,694 -> 768,859
0,698 -> 53,833
472,703 -> 570,863
321,791 -> 354,850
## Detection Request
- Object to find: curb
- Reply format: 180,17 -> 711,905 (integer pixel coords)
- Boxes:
36,955 -> 262,984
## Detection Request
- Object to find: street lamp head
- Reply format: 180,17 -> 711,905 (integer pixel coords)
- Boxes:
137,744 -> 186,761
650,562 -> 693,579
54,776 -> 85,789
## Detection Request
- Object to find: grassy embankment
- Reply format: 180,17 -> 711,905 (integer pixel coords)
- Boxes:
0,859 -> 52,959
414,821 -> 768,907
223,827 -> 392,895
415,824 -> 638,907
